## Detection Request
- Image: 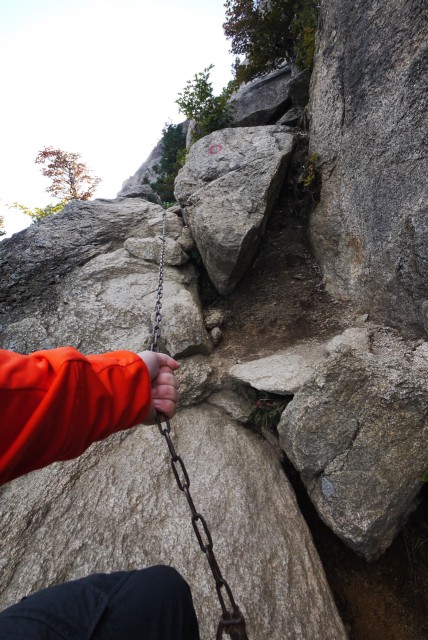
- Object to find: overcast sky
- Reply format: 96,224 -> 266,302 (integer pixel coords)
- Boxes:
0,0 -> 234,237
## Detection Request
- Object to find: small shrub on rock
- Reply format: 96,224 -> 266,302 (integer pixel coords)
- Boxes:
150,122 -> 186,204
176,65 -> 236,142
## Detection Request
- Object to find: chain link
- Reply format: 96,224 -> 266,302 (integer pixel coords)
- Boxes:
150,209 -> 248,640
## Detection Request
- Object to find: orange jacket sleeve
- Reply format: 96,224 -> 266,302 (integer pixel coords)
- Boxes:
0,347 -> 152,485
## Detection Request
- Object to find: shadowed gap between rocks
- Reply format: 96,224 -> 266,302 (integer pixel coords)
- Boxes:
280,455 -> 428,640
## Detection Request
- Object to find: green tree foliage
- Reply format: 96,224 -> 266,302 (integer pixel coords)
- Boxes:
150,123 -> 187,204
290,0 -> 318,70
176,65 -> 236,142
35,146 -> 101,202
0,215 -> 5,236
10,201 -> 66,223
223,0 -> 319,83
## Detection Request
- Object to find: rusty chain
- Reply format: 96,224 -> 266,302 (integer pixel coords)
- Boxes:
150,208 -> 248,640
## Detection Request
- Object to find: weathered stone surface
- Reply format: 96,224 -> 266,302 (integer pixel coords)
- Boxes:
204,308 -> 225,329
277,106 -> 304,127
207,388 -> 255,424
118,123 -> 188,198
278,327 -> 428,560
117,139 -> 164,197
0,404 -> 347,640
309,0 -> 428,337
118,182 -> 162,204
229,341 -> 326,395
324,327 -> 370,356
175,127 -> 294,294
209,326 -> 223,346
177,225 -> 195,252
230,67 -> 310,127
124,237 -> 189,265
0,198 -> 161,316
161,288 -> 212,358
0,199 -> 210,358
176,355 -> 220,406
261,424 -> 282,452
146,209 -> 185,241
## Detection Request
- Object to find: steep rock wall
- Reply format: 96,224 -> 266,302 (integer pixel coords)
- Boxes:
309,0 -> 428,337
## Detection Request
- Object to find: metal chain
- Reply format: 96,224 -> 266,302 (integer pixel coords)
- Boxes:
150,209 -> 249,640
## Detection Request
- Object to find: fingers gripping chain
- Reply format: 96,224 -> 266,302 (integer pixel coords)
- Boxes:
151,210 -> 249,639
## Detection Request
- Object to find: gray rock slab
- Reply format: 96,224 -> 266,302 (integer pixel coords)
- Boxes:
161,288 -> 212,358
277,106 -> 304,127
118,137 -> 164,196
207,388 -> 256,424
278,327 -> 428,560
125,237 -> 189,265
0,198 -> 165,319
0,199 -> 210,358
308,0 -> 428,338
229,342 -> 327,395
176,355 -> 220,406
175,127 -> 294,294
146,209 -> 185,241
0,404 -> 347,640
230,67 -> 310,127
118,183 -> 162,204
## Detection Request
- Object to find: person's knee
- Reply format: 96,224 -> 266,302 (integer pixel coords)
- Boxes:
133,565 -> 191,600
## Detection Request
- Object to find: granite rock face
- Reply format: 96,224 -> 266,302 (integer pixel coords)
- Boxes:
309,0 -> 428,337
118,182 -> 162,204
278,327 -> 428,560
118,123 -> 188,198
124,236 -> 189,265
174,126 -> 294,294
231,67 -> 310,127
0,199 -> 210,358
117,138 -> 164,197
0,404 -> 347,640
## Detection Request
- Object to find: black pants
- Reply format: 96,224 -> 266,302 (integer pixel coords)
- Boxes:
0,565 -> 200,640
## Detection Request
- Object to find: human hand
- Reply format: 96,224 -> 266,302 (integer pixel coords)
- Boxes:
137,351 -> 180,424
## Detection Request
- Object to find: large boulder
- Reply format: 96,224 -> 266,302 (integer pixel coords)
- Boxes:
278,327 -> 428,560
118,182 -> 162,205
308,0 -> 428,337
0,404 -> 347,640
230,67 -> 311,127
0,199 -> 210,358
174,126 -> 294,295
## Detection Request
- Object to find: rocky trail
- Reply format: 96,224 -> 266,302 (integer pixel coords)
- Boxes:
1,1 -> 426,636
210,177 -> 428,639
1,131 -> 426,640
212,142 -> 355,362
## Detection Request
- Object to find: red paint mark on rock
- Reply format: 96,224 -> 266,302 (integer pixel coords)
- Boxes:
208,144 -> 223,155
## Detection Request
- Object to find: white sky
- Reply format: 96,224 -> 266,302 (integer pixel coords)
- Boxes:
0,0 -> 234,237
